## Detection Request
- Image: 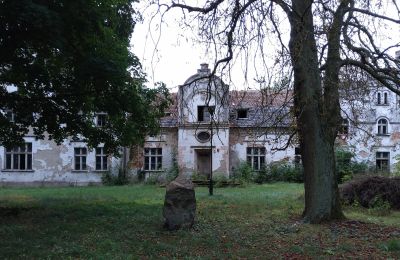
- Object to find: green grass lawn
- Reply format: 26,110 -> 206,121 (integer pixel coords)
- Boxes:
0,183 -> 399,259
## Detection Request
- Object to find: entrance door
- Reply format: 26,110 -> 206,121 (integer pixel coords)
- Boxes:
196,150 -> 211,178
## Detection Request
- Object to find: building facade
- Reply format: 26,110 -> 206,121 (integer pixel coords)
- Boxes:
1,63 -> 400,185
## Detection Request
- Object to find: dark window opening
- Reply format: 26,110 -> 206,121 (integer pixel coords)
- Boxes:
198,106 -> 215,122
96,114 -> 107,127
294,147 -> 302,164
338,118 -> 349,135
237,109 -> 248,119
376,152 -> 389,172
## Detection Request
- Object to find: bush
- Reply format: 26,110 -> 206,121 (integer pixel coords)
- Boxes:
335,149 -> 368,183
245,161 -> 303,184
101,168 -> 129,186
340,176 -> 400,210
166,161 -> 179,183
232,162 -> 253,182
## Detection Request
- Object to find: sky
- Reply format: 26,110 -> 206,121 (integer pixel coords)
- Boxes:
131,2 -> 400,92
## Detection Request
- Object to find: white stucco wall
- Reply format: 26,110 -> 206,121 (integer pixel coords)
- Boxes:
0,136 -> 121,186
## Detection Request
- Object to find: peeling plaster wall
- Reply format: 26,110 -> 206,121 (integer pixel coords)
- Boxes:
229,128 -> 296,171
0,136 -> 121,186
339,87 -> 400,172
129,128 -> 178,177
178,127 -> 230,177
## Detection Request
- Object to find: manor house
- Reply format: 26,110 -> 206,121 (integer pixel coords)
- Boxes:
0,63 -> 399,185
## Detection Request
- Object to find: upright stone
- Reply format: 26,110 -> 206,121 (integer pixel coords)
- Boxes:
163,175 -> 196,230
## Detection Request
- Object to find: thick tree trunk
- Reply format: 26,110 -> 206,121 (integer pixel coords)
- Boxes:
289,0 -> 344,223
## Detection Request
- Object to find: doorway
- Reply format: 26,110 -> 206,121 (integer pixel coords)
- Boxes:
196,149 -> 211,178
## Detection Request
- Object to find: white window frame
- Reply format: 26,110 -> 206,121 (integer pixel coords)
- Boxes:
4,143 -> 32,171
144,148 -> 162,171
74,147 -> 87,171
246,147 -> 266,171
377,118 -> 388,135
95,147 -> 108,171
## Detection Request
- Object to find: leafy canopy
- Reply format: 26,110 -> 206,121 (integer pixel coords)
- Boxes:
0,0 -> 169,153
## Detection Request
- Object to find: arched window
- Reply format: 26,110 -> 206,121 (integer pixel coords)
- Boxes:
377,92 -> 381,105
377,118 -> 388,135
383,92 -> 388,105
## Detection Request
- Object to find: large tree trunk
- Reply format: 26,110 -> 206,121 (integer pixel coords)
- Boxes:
289,0 -> 344,223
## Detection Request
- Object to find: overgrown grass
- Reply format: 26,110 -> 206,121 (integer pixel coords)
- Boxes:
0,183 -> 398,258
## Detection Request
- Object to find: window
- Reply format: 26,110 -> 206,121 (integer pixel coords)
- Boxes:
294,147 -> 301,164
5,109 -> 15,122
96,113 -> 107,127
74,148 -> 87,170
95,147 -> 108,171
384,92 -> 388,105
197,106 -> 215,122
376,152 -> 389,172
338,118 -> 349,136
247,147 -> 266,170
5,143 -> 32,170
377,118 -> 388,135
377,91 -> 389,105
144,148 -> 162,171
237,109 -> 248,119
196,131 -> 211,142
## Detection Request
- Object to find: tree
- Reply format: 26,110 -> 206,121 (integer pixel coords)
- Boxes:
151,0 -> 400,223
0,0 -> 169,154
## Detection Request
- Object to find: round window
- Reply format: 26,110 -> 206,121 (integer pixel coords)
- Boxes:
197,131 -> 211,142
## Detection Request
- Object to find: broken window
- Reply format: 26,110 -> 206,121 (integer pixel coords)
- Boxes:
237,109 -> 248,119
74,147 -> 87,171
247,147 -> 266,171
144,148 -> 162,171
197,106 -> 215,122
95,147 -> 108,171
376,152 -> 389,172
5,143 -> 32,170
377,118 -> 388,135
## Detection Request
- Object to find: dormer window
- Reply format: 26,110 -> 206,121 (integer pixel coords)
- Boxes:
198,106 -> 215,122
377,118 -> 388,135
96,113 -> 107,127
237,109 -> 248,119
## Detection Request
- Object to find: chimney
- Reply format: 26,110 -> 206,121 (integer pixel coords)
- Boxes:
198,63 -> 210,75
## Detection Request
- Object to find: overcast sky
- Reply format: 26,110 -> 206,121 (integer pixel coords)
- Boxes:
131,2 -> 400,92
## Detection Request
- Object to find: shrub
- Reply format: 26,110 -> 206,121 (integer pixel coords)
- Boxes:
335,148 -> 368,183
166,161 -> 179,183
340,176 -> 400,210
144,173 -> 160,185
250,161 -> 303,183
232,162 -> 253,182
101,168 -> 129,186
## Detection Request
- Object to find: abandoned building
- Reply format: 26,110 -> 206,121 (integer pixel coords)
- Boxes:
1,63 -> 400,185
